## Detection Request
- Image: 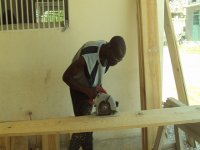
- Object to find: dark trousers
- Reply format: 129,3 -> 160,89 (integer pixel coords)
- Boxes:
69,88 -> 93,150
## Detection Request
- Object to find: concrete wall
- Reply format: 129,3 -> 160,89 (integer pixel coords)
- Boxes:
0,0 -> 140,140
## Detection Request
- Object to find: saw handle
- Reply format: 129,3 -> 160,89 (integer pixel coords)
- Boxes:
88,99 -> 94,105
87,86 -> 107,105
96,85 -> 107,94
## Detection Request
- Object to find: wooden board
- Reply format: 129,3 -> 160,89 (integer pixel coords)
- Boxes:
136,0 -> 148,149
164,0 -> 188,105
0,106 -> 200,136
178,123 -> 200,143
164,0 -> 196,146
164,98 -> 186,108
136,0 -> 162,149
28,135 -> 42,150
174,126 -> 184,150
42,134 -> 60,150
0,137 -> 10,150
10,136 -> 28,150
153,126 -> 166,150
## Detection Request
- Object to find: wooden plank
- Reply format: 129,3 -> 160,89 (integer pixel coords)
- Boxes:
165,98 -> 196,147
164,0 -> 195,145
178,123 -> 200,143
164,98 -> 186,108
174,126 -> 184,150
28,135 -> 42,150
153,126 -> 167,150
136,0 -> 162,149
0,106 -> 200,136
136,0 -> 148,149
60,134 -> 70,149
65,134 -> 70,148
154,98 -> 183,150
10,136 -> 28,150
42,134 -> 60,150
0,137 -> 10,150
164,0 -> 188,105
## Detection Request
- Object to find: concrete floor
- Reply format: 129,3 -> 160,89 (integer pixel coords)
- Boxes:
94,136 -> 142,150
60,134 -> 142,150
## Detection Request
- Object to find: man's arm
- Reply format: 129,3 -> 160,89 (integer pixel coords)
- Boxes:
62,56 -> 97,99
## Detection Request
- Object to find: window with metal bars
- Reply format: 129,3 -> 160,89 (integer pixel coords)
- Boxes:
193,11 -> 200,25
0,0 -> 68,31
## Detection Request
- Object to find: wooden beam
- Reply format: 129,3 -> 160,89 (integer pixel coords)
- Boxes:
136,0 -> 146,113
164,98 -> 186,108
0,106 -> 200,136
164,0 -> 188,105
165,98 -> 196,147
10,136 -> 28,150
153,126 -> 167,150
42,134 -> 60,150
178,123 -> 200,143
164,0 -> 196,146
136,0 -> 162,149
174,126 -> 184,150
136,0 -> 148,149
0,137 -> 10,150
28,135 -> 42,149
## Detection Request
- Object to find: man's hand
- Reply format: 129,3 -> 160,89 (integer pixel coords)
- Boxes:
85,87 -> 97,99
96,85 -> 107,94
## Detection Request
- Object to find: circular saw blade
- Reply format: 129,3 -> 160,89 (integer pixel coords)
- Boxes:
98,101 -> 112,116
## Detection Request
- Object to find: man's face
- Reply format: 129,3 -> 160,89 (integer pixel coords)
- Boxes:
106,44 -> 124,66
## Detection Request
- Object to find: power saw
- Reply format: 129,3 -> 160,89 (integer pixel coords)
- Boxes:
93,93 -> 119,116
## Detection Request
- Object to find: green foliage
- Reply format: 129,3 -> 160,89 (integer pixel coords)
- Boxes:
41,10 -> 64,22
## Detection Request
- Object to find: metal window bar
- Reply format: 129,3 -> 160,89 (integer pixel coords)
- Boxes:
37,0 -> 40,29
0,0 -> 3,31
21,0 -> 24,29
4,0 -> 8,30
63,0 -> 65,25
10,0 -> 14,30
42,0 -> 44,28
16,0 -> 19,29
26,0 -> 30,29
58,0 -> 60,27
31,0 -> 35,29
53,0 -> 55,28
47,0 -> 50,28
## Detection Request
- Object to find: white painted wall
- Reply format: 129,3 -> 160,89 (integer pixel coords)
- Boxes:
0,0 -> 140,139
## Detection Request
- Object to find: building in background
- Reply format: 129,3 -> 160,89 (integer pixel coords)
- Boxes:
185,0 -> 200,41
165,0 -> 187,44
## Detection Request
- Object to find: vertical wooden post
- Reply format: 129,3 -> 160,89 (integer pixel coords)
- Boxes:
153,126 -> 167,150
0,137 -> 11,150
174,126 -> 184,150
28,135 -> 42,150
136,0 -> 162,149
10,137 -> 28,150
42,134 -> 60,150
